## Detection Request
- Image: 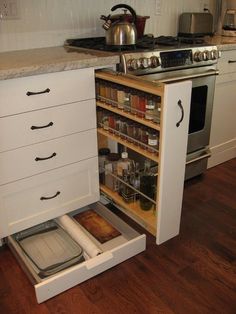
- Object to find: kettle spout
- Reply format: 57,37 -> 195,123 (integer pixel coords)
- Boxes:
102,19 -> 112,31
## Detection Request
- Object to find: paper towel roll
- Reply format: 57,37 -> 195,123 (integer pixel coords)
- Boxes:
56,215 -> 102,258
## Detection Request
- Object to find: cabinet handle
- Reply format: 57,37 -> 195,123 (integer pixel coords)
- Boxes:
176,100 -> 184,127
26,88 -> 50,96
31,121 -> 54,130
35,152 -> 56,161
40,191 -> 61,201
228,60 -> 236,63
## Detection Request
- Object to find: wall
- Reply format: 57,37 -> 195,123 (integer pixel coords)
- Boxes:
0,0 -> 213,52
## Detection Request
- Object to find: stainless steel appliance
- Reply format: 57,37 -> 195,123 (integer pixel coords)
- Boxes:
178,12 -> 214,37
66,36 -> 220,179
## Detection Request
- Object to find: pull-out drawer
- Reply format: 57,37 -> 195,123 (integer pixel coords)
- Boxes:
0,158 -> 100,238
0,99 -> 96,152
0,129 -> 97,185
0,68 -> 95,117
8,203 -> 146,303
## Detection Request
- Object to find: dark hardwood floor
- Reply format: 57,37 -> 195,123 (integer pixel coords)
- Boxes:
0,158 -> 235,314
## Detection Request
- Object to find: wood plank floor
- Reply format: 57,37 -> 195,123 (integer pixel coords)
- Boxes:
0,158 -> 235,314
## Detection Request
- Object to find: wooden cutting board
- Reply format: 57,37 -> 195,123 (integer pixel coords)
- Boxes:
74,209 -> 121,243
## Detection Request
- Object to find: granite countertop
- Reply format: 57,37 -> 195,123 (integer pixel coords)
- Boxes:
205,35 -> 236,51
0,46 -> 120,80
1,36 -> 236,81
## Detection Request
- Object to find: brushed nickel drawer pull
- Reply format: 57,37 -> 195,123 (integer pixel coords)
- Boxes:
31,121 -> 53,130
176,99 -> 184,127
26,88 -> 50,96
40,191 -> 60,201
35,152 -> 56,161
228,60 -> 236,63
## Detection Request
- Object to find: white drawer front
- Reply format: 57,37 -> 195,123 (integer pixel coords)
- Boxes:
0,158 -> 99,238
8,204 -> 146,303
217,50 -> 236,74
0,130 -> 98,185
0,99 -> 96,152
0,68 -> 95,117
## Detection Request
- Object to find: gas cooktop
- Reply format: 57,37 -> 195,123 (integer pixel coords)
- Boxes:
65,35 -> 207,53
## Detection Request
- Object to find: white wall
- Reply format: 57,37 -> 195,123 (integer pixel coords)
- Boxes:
0,0 -> 213,52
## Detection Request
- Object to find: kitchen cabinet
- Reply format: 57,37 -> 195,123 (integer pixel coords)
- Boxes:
0,67 -> 191,303
208,50 -> 236,168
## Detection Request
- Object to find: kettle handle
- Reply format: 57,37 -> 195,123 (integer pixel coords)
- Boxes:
111,4 -> 137,24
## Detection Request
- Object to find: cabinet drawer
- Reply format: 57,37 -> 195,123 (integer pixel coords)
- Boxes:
8,203 -> 146,303
0,129 -> 97,185
0,68 -> 95,117
0,99 -> 96,152
0,158 -> 99,238
217,50 -> 236,74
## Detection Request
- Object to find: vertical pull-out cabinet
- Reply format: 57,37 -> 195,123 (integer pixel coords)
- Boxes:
3,68 -> 191,303
95,69 -> 191,245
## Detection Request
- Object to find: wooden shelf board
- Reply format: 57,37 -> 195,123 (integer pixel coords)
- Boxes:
95,70 -> 164,97
97,128 -> 159,163
97,101 -> 160,131
100,184 -> 157,236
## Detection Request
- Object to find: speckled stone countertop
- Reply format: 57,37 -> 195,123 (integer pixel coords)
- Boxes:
205,35 -> 236,51
0,46 -> 120,80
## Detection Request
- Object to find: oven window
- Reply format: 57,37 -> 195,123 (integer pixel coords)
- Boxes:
189,85 -> 208,133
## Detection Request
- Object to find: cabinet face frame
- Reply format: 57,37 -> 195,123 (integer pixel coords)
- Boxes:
95,69 -> 192,244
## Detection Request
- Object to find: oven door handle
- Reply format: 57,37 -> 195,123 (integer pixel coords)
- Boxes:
158,69 -> 219,83
186,149 -> 211,165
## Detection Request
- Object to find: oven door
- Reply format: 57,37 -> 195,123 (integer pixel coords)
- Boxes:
141,66 -> 218,154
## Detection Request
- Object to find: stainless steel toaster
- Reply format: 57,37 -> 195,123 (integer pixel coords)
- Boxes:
178,12 -> 214,37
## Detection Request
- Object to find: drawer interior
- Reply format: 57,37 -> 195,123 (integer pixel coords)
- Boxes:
7,202 -> 146,303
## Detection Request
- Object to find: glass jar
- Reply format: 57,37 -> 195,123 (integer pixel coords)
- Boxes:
99,80 -> 106,99
105,82 -> 112,105
96,107 -> 104,128
127,122 -> 135,143
148,131 -> 159,153
98,147 -> 110,184
104,153 -> 120,191
108,113 -> 116,133
110,83 -> 118,107
130,90 -> 139,115
138,92 -> 147,118
145,95 -> 155,120
153,96 -> 161,123
117,85 -> 125,110
123,88 -> 131,113
140,126 -> 149,149
101,110 -> 109,131
140,159 -> 156,211
120,118 -> 128,140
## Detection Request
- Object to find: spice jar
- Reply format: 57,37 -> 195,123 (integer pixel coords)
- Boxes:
138,92 -> 147,118
140,126 -> 149,149
123,88 -> 131,113
153,96 -> 161,123
98,148 -> 110,184
148,130 -> 159,153
145,95 -> 155,120
108,113 -> 116,133
117,85 -> 125,110
104,153 -> 120,191
110,83 -> 118,107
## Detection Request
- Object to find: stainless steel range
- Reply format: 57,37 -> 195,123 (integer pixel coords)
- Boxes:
67,36 -> 220,179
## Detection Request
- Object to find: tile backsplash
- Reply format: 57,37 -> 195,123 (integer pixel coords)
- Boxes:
0,0 -> 213,52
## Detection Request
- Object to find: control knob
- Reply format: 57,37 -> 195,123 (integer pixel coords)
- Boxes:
210,49 -> 218,60
127,58 -> 140,70
150,56 -> 160,68
139,57 -> 149,69
193,51 -> 205,62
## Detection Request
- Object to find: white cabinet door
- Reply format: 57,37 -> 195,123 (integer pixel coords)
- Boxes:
157,81 -> 191,244
209,50 -> 236,168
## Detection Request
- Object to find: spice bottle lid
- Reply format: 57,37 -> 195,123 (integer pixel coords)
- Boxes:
121,151 -> 128,159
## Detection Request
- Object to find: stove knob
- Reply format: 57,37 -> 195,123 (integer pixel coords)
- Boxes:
150,56 -> 160,68
202,51 -> 208,61
139,57 -> 149,69
193,51 -> 204,62
127,58 -> 139,71
211,49 -> 218,60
